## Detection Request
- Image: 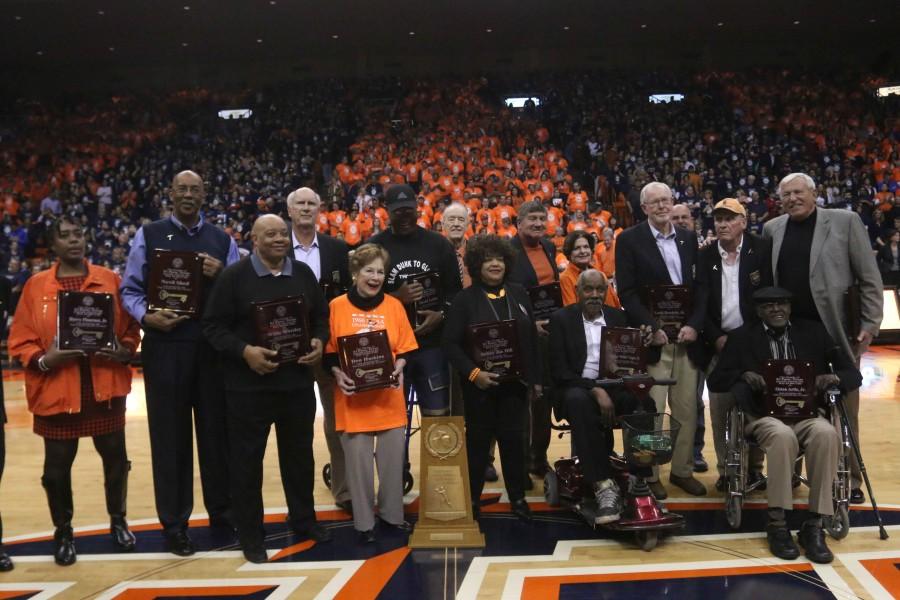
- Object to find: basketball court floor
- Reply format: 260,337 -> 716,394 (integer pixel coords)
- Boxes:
0,347 -> 898,599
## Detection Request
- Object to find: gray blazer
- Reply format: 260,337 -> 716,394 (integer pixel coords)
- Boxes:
764,208 -> 883,361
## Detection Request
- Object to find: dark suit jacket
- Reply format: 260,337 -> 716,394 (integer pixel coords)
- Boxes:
508,235 -> 559,289
695,233 -> 772,367
614,221 -> 706,365
289,225 -> 350,290
708,318 -> 862,415
549,303 -> 628,390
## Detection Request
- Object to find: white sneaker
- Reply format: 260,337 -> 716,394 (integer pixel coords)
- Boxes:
594,479 -> 622,525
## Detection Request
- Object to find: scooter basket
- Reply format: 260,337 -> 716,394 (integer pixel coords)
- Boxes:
620,412 -> 681,468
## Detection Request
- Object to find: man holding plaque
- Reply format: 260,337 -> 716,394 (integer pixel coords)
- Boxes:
764,172 -> 883,504
121,170 -> 240,555
709,287 -> 861,563
615,182 -> 708,498
286,187 -> 353,514
508,200 -> 559,478
697,198 -> 772,492
549,269 -> 653,523
202,214 -> 331,563
370,184 -> 462,417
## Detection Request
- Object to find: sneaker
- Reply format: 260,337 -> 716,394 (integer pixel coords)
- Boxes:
593,479 -> 622,525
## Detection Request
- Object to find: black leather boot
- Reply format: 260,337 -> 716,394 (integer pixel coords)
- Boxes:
42,474 -> 76,566
106,460 -> 135,551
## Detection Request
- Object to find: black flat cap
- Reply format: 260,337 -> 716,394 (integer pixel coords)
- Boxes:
752,286 -> 793,303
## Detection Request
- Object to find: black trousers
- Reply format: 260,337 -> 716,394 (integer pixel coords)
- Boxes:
0,422 -> 4,545
227,388 -> 317,548
563,386 -> 652,485
529,335 -> 553,465
41,431 -> 129,527
142,337 -> 231,535
465,382 -> 529,504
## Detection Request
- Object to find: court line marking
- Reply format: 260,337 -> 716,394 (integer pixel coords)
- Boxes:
237,559 -> 365,600
835,550 -> 900,600
0,582 -> 75,599
92,577 -> 305,600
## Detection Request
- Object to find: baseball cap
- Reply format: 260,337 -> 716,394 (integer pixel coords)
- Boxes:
713,198 -> 746,217
385,184 -> 417,210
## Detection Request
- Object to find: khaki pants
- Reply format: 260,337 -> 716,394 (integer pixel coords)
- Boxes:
745,415 -> 839,515
314,363 -> 350,504
706,355 -> 764,478
647,344 -> 698,479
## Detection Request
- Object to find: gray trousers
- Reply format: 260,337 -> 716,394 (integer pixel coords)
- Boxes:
340,426 -> 406,532
706,355 -> 764,477
745,415 -> 839,516
315,363 -> 350,504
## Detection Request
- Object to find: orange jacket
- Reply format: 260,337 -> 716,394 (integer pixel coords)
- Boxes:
8,262 -> 140,416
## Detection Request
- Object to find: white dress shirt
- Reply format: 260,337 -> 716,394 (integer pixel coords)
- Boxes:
581,311 -> 607,379
719,238 -> 743,332
648,222 -> 683,284
291,229 -> 321,281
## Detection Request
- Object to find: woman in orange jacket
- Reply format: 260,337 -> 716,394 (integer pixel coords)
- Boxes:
8,217 -> 141,566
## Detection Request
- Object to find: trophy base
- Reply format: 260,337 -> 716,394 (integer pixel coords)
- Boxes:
408,524 -> 485,548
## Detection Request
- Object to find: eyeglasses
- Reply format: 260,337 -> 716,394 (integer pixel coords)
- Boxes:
642,198 -> 673,208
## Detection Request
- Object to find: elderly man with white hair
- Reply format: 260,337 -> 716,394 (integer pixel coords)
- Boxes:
763,172 -> 883,504
615,181 -> 708,498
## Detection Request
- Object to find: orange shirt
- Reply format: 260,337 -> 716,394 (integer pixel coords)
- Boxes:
595,242 -> 616,277
325,294 -> 419,433
568,191 -> 589,213
341,219 -> 363,246
524,242 -> 556,285
559,262 -> 621,308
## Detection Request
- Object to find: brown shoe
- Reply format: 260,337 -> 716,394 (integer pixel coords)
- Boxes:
669,474 -> 707,496
647,480 -> 668,500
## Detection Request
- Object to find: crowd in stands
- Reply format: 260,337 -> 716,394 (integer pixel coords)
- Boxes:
2,69 -> 900,311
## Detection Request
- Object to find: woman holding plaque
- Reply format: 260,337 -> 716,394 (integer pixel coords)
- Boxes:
323,243 -> 419,543
559,231 -> 620,308
442,235 -> 541,522
8,217 -> 140,566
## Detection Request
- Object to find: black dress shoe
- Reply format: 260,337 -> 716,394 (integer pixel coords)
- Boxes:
110,517 -> 136,552
693,456 -> 709,473
0,551 -> 13,572
242,544 -> 268,563
850,488 -> 865,504
510,499 -> 533,522
715,476 -> 726,492
484,463 -> 499,482
358,529 -> 376,544
528,460 -> 551,478
335,500 -> 353,514
165,530 -> 195,557
766,523 -> 800,560
747,471 -> 767,491
53,527 -> 77,566
798,521 -> 834,564
295,523 -> 333,543
378,517 -> 413,533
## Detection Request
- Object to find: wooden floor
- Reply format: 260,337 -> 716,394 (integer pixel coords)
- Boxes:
0,347 -> 899,599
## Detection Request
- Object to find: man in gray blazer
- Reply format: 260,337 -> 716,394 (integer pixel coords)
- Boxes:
763,172 -> 882,503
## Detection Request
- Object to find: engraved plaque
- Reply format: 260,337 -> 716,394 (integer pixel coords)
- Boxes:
600,326 -> 646,376
252,295 -> 311,364
337,329 -> 396,392
528,282 -> 563,321
57,291 -> 115,352
646,284 -> 692,341
764,359 -> 816,420
424,466 -> 468,522
147,249 -> 204,316
406,271 -> 443,327
465,319 -> 522,382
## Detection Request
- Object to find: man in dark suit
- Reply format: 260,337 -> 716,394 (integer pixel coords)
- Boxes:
697,198 -> 772,491
709,287 -> 861,564
549,269 -> 652,523
508,201 -> 559,477
615,182 -> 707,497
286,187 -> 352,512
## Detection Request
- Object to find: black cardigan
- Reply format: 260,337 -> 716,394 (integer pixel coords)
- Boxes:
442,281 -> 542,395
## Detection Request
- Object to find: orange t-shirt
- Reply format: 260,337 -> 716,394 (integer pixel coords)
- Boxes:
524,242 -> 556,285
325,294 -> 419,433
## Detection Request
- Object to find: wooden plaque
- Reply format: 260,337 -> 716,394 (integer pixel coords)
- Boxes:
252,295 -> 311,364
646,284 -> 692,341
465,319 -> 522,382
409,416 -> 485,548
763,359 -> 816,420
528,282 -> 563,321
600,326 -> 646,376
57,291 -> 115,353
406,271 -> 443,327
337,330 -> 396,392
147,249 -> 204,316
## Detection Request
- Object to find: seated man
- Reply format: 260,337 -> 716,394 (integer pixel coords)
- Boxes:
709,287 -> 861,564
549,269 -> 652,524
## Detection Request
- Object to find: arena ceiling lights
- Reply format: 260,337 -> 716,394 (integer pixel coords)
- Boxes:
217,109 -> 253,120
505,97 -> 541,108
875,85 -> 900,98
648,93 -> 685,104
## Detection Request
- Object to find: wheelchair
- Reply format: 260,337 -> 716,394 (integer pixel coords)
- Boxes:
723,387 -> 851,539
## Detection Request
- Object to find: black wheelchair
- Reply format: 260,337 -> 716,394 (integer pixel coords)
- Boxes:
723,387 -> 851,539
